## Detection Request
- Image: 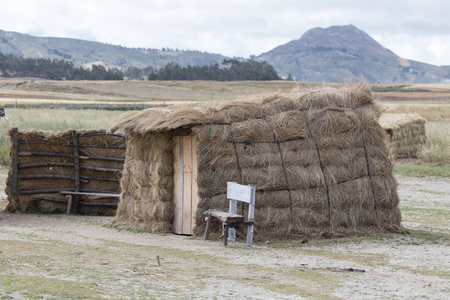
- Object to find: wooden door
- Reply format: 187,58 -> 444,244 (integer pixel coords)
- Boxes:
173,136 -> 199,235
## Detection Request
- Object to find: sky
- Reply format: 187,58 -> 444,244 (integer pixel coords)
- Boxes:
1,0 -> 449,66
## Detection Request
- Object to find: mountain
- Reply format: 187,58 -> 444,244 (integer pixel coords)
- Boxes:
1,26 -> 449,83
257,25 -> 449,83
0,29 -> 225,69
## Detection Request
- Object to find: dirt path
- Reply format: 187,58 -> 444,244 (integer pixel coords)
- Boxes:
0,176 -> 448,299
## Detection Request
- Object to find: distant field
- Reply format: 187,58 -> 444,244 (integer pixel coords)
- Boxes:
0,79 -> 301,105
1,78 -> 449,107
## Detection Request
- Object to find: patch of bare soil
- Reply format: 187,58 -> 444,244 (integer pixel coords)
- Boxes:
0,176 -> 448,299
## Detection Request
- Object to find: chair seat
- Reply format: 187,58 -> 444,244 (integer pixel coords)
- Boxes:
205,209 -> 244,224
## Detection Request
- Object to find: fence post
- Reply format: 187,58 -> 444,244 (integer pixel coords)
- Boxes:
71,130 -> 81,214
10,128 -> 21,211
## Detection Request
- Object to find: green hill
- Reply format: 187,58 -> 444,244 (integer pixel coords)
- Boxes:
0,29 -> 225,69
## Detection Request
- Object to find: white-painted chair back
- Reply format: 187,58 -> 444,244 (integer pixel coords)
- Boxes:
227,182 -> 255,246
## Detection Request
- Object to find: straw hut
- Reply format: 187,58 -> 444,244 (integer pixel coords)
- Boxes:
379,113 -> 427,159
110,83 -> 404,240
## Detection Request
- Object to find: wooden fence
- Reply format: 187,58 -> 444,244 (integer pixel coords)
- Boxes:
6,128 -> 126,215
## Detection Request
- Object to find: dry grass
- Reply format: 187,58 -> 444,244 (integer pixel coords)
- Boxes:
383,102 -> 450,121
0,108 -> 124,132
420,121 -> 450,163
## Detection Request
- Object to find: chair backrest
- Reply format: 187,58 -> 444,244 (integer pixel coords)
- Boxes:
227,182 -> 256,246
227,182 -> 255,221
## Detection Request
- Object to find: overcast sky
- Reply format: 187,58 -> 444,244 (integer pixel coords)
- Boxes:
1,0 -> 449,66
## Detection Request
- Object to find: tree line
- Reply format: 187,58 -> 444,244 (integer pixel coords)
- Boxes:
150,59 -> 281,81
0,53 -> 282,81
0,53 -> 123,80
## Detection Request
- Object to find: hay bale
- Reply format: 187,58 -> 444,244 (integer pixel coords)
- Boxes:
112,83 -> 404,240
111,132 -> 174,232
379,113 -> 427,159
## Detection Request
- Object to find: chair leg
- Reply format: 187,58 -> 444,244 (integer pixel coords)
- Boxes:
204,216 -> 212,240
246,223 -> 254,247
223,226 -> 228,246
66,195 -> 73,215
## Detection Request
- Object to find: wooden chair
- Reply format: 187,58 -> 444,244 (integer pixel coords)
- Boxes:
204,182 -> 255,247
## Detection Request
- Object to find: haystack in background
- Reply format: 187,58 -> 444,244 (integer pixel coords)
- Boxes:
5,129 -> 126,215
379,113 -> 427,159
111,83 -> 404,240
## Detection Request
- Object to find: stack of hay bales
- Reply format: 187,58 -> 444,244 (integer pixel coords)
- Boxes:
111,83 -> 404,240
5,129 -> 126,215
379,113 -> 427,159
116,131 -> 175,232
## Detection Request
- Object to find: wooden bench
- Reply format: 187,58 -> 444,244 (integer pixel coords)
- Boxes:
204,182 -> 255,247
59,191 -> 120,214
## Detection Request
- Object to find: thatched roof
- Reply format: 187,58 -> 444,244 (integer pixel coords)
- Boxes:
110,83 -> 374,134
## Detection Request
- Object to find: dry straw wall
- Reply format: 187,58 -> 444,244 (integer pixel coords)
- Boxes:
6,129 -> 126,215
112,83 -> 404,240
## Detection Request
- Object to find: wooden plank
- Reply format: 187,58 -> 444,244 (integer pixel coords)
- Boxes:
78,155 -> 125,162
191,136 -> 200,235
80,175 -> 120,182
18,174 -> 88,183
20,188 -> 75,195
204,210 -> 244,223
77,144 -> 126,149
19,162 -> 75,169
182,136 -> 193,235
34,196 -> 118,207
18,151 -> 73,158
80,165 -> 122,173
59,191 -> 120,199
78,201 -> 118,207
172,136 -> 183,234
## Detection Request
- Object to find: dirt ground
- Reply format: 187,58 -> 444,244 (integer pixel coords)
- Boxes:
0,175 -> 449,299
